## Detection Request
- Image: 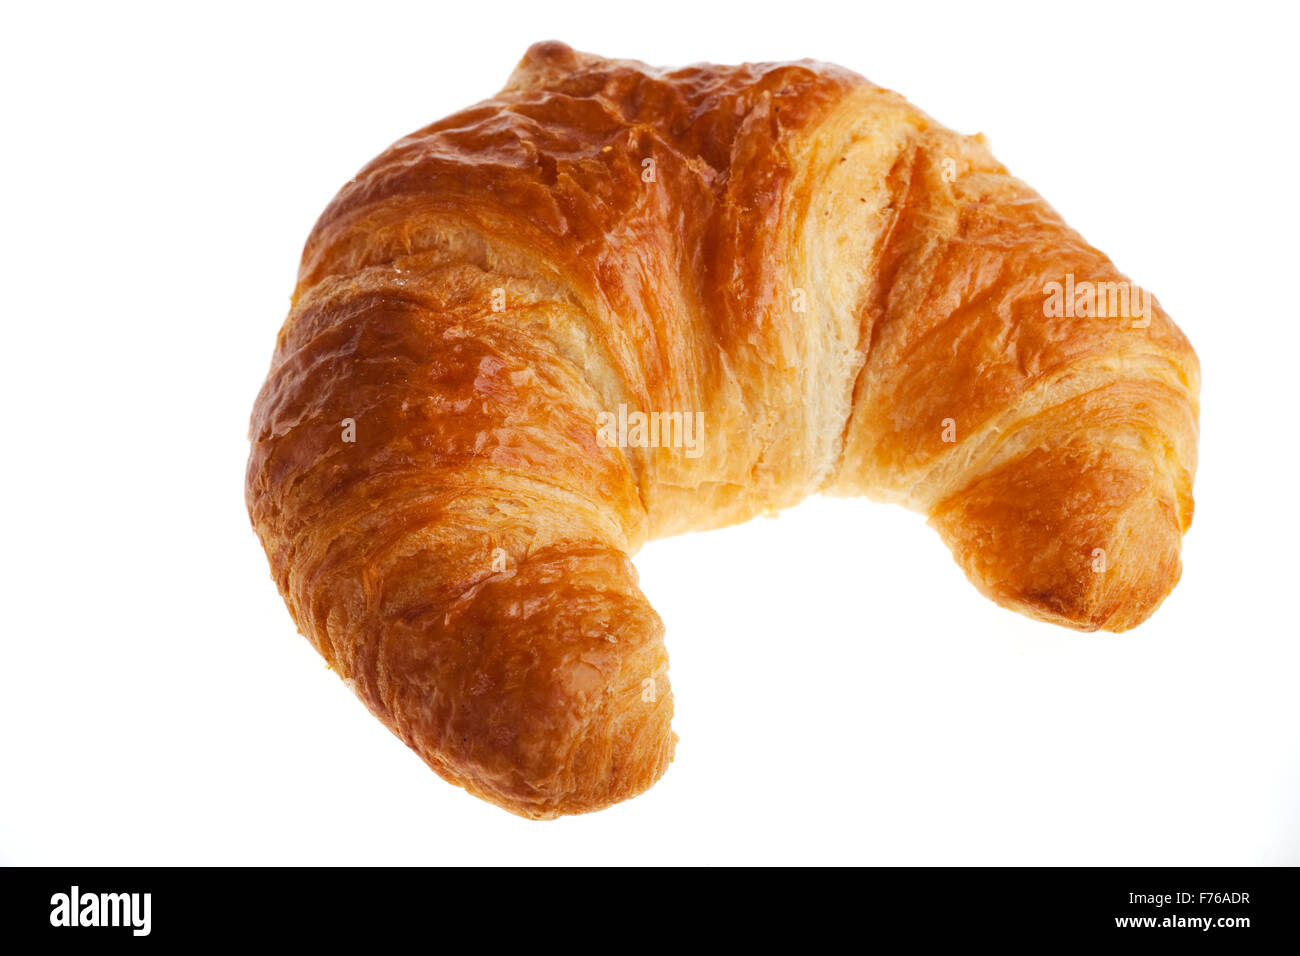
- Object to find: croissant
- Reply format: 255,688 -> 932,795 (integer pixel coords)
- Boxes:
246,42 -> 1199,818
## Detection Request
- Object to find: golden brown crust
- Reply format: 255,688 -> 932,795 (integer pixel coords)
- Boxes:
247,42 -> 1200,816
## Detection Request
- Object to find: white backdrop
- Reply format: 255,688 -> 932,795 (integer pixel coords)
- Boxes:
2,0 -> 1296,865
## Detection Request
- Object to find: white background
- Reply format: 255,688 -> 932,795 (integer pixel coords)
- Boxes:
2,0 -> 1297,865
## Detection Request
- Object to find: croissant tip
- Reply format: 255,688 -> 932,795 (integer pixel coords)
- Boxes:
444,713 -> 677,819
929,439 -> 1190,635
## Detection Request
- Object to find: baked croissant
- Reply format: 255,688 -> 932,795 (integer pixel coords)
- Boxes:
247,42 -> 1199,817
